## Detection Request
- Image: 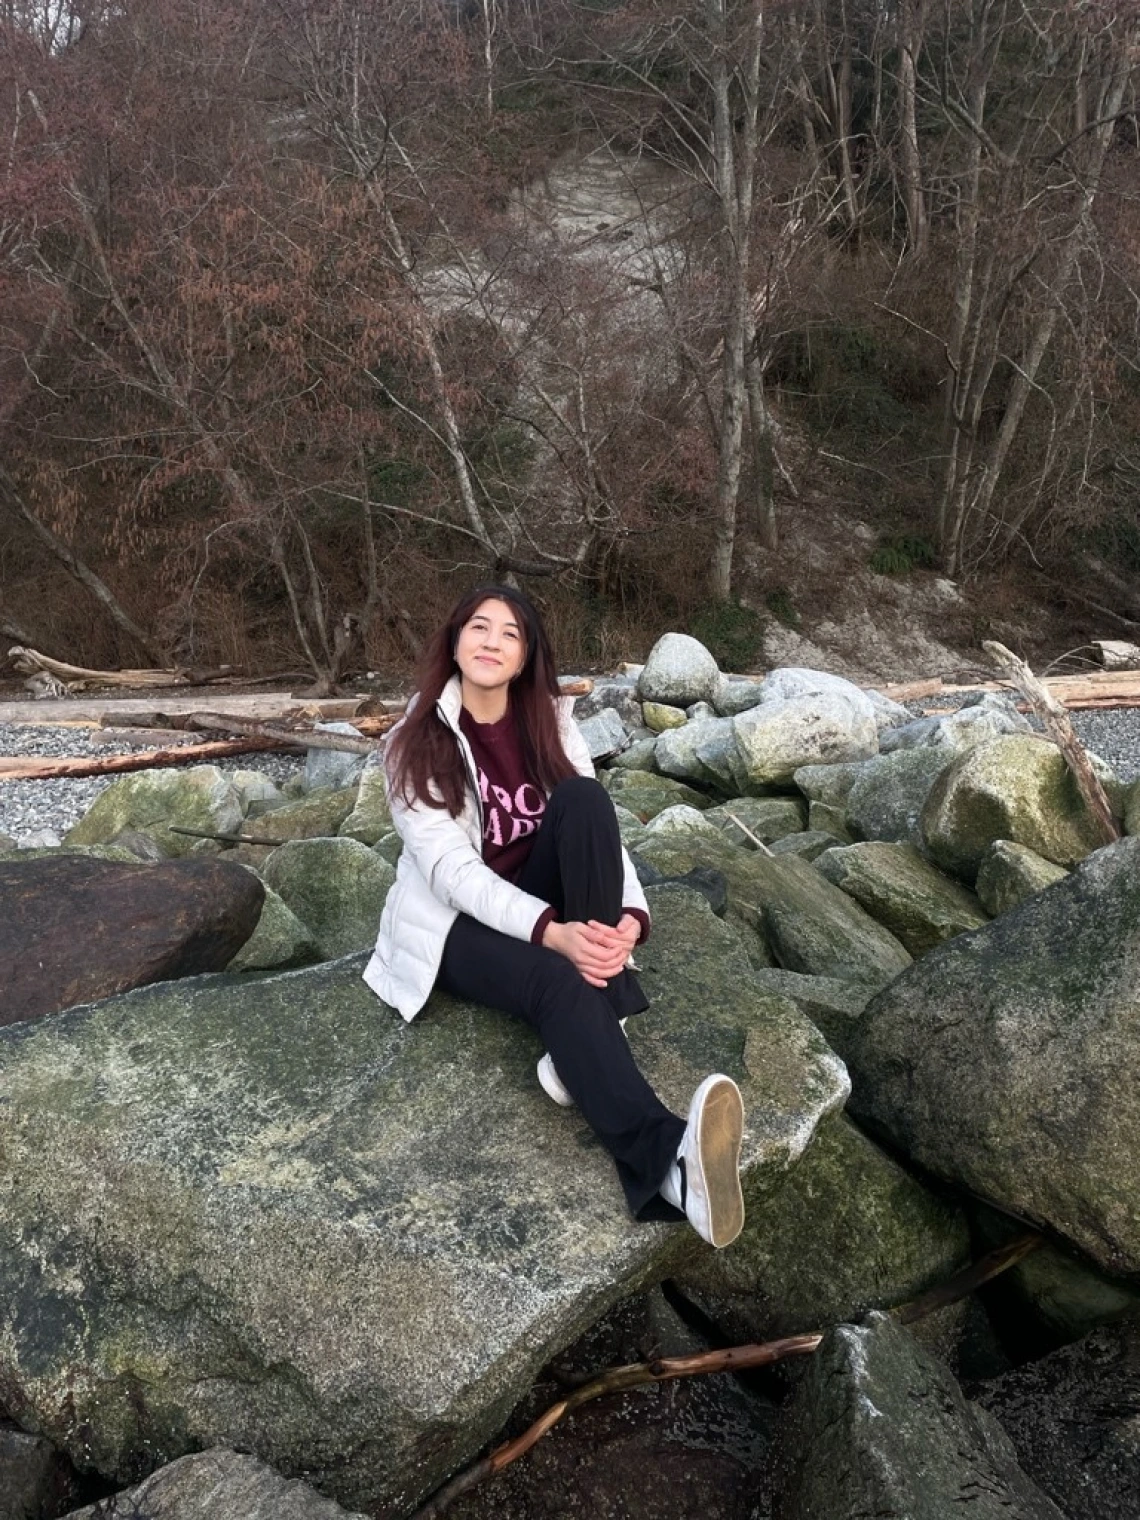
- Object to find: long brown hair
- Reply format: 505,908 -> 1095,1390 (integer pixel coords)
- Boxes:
387,585 -> 579,815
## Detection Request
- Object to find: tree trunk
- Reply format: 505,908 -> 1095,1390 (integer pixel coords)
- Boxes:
897,0 -> 928,257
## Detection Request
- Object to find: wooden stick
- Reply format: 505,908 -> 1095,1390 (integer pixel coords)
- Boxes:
722,811 -> 775,856
982,641 -> 1121,845
168,825 -> 288,846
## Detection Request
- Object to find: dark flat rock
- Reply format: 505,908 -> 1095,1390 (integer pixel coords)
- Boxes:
972,1311 -> 1140,1520
0,855 -> 264,1024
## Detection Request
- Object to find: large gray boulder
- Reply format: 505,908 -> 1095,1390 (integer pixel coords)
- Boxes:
63,766 -> 244,857
814,841 -> 988,957
920,734 -> 1116,881
846,836 -> 1140,1278
755,667 -> 877,725
880,695 -> 1032,754
844,745 -> 956,846
654,714 -> 737,789
575,706 -> 628,759
572,676 -> 642,731
773,1313 -> 1065,1519
0,887 -> 846,1515
731,694 -> 878,791
674,1114 -> 969,1342
732,853 -> 913,988
638,632 -> 720,707
64,1450 -> 369,1520
792,761 -> 864,808
302,724 -> 368,794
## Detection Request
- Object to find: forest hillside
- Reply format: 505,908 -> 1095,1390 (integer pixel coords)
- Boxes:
1,0 -> 1139,687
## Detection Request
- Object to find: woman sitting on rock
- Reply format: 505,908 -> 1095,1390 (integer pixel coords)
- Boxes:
363,584 -> 745,1246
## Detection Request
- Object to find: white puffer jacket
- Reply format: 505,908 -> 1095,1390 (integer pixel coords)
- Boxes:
362,674 -> 650,1021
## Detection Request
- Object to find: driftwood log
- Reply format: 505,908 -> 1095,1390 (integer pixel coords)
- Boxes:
982,641 -> 1121,846
1093,639 -> 1140,671
881,668 -> 1140,707
8,645 -> 238,689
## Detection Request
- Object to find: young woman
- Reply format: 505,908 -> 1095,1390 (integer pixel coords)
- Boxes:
363,585 -> 745,1247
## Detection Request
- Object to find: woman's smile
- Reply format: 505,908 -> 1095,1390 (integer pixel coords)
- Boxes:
455,597 -> 527,716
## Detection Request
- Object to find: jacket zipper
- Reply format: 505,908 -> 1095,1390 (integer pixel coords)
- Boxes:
437,699 -> 485,838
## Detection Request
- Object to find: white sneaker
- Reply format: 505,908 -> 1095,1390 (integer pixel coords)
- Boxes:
659,1074 -> 745,1248
537,1019 -> 629,1108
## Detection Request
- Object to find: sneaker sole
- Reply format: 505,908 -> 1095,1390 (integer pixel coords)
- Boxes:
693,1078 -> 745,1248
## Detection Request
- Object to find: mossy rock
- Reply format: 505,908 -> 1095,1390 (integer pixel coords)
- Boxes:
63,767 -> 244,858
338,762 -> 394,846
244,787 -> 358,846
748,968 -> 874,1062
769,830 -> 844,861
793,761 -> 865,808
598,769 -> 711,821
975,840 -> 1069,917
815,841 -> 988,958
704,795 -> 807,847
846,746 -> 956,847
847,836 -> 1140,1278
226,881 -> 321,973
641,701 -> 688,733
0,887 -> 846,1513
920,735 -> 1116,882
674,1112 -> 969,1341
261,838 -> 395,958
807,801 -> 853,841
642,805 -> 725,844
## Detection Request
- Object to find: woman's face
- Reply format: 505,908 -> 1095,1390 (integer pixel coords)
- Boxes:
454,598 -> 527,693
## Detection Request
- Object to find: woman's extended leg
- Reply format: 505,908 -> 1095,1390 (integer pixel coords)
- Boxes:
438,912 -> 685,1220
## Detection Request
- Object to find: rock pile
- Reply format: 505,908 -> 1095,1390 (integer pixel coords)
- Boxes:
0,628 -> 1137,1519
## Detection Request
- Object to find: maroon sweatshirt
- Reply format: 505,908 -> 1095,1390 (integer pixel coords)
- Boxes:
458,706 -> 648,949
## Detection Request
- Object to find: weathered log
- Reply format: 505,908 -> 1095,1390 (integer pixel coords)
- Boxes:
9,645 -> 237,688
1093,639 -> 1140,671
982,640 -> 1121,845
93,727 -> 208,751
180,713 -> 380,754
0,737 -> 288,781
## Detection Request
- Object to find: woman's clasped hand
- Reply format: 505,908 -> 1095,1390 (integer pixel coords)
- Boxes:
542,913 -> 642,988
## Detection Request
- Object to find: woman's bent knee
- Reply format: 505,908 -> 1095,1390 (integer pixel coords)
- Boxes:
547,774 -> 610,817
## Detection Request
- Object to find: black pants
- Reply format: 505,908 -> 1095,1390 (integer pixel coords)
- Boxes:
438,776 -> 686,1220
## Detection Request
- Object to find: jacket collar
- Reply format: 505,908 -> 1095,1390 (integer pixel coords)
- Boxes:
435,671 -> 574,729
436,672 -> 464,731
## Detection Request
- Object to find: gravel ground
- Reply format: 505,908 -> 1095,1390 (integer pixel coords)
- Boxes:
0,726 -> 306,846
0,704 -> 1136,848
